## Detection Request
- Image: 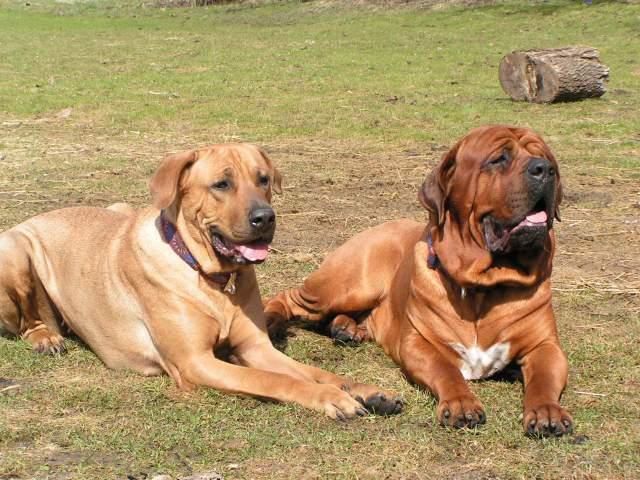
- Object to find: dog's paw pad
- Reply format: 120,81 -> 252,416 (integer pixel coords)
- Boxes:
361,392 -> 404,416
331,327 -> 362,346
524,404 -> 573,438
438,395 -> 486,429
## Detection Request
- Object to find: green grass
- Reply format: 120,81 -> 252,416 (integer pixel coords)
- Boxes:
1,0 -> 639,150
1,0 -> 639,478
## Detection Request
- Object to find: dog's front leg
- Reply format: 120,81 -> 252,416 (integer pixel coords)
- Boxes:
177,352 -> 369,420
400,330 -> 485,428
519,341 -> 573,437
228,270 -> 403,416
233,338 -> 404,416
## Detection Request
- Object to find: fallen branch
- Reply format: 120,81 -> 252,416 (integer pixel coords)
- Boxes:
574,390 -> 607,397
279,211 -> 324,217
0,384 -> 21,394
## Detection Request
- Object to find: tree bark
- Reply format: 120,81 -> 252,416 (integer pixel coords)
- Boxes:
499,47 -> 610,103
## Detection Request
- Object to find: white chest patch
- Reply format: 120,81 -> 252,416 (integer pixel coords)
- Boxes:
449,342 -> 511,380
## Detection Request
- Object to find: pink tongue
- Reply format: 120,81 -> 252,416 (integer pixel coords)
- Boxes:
236,243 -> 269,261
526,211 -> 548,223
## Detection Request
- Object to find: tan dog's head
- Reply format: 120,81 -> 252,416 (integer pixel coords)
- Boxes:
150,143 -> 282,266
420,126 -> 562,286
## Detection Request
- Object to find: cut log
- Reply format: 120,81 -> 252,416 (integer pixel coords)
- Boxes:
499,47 -> 610,103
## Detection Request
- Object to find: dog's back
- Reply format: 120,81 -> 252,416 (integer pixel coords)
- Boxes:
0,207 -> 162,371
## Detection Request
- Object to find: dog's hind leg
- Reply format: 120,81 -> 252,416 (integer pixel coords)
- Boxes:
0,232 -> 65,354
20,275 -> 65,354
329,313 -> 371,346
265,221 -> 422,343
265,270 -> 380,342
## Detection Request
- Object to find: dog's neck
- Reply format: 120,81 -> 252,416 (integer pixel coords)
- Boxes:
426,230 -> 477,300
425,228 -> 552,321
426,217 -> 553,291
160,210 -> 236,293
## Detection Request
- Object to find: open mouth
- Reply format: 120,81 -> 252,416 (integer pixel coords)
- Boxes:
210,230 -> 271,264
483,201 -> 551,254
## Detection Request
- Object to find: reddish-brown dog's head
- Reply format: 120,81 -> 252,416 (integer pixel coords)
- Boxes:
150,143 -> 282,266
420,125 -> 562,287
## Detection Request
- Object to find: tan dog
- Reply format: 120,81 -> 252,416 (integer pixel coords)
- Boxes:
0,143 -> 403,419
266,126 -> 573,436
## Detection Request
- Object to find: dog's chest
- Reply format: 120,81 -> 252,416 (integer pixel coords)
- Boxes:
449,342 -> 511,380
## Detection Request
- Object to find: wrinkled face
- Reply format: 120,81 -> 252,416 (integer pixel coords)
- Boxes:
151,143 -> 282,265
422,126 -> 562,255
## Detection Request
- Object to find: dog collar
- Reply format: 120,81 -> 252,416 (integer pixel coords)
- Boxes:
426,233 -> 440,270
160,212 -> 235,293
426,232 -> 470,299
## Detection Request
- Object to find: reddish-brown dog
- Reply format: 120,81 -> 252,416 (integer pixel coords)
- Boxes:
266,125 -> 573,436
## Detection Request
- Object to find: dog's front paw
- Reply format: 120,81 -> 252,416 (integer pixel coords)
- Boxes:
314,385 -> 368,421
437,394 -> 486,429
343,383 -> 404,416
524,403 -> 573,438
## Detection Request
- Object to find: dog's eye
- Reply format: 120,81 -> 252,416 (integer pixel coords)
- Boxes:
259,175 -> 270,187
486,152 -> 509,168
211,180 -> 230,191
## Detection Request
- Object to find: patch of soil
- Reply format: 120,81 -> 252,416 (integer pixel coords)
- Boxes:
3,442 -> 123,479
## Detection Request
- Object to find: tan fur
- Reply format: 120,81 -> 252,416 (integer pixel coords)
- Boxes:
0,143 -> 401,419
107,202 -> 135,216
266,126 -> 573,435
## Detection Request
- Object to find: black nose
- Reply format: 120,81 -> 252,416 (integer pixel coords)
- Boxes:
249,207 -> 275,231
526,157 -> 555,182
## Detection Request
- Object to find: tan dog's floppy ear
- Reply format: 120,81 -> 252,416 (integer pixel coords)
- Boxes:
259,147 -> 283,194
149,149 -> 198,209
272,167 -> 283,194
418,143 -> 458,227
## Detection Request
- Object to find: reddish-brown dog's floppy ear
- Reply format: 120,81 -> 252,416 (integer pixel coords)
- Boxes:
149,149 -> 198,209
418,143 -> 458,227
272,167 -> 283,194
